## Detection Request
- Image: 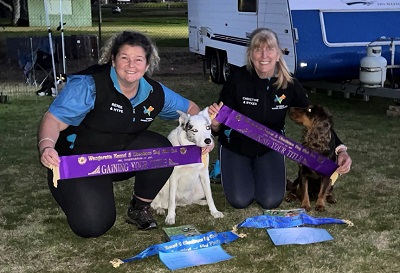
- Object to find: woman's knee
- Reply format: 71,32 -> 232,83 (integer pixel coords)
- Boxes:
226,196 -> 253,209
131,131 -> 172,149
67,211 -> 116,238
256,196 -> 283,210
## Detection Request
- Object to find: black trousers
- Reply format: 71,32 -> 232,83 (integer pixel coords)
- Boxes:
219,145 -> 286,209
47,130 -> 173,238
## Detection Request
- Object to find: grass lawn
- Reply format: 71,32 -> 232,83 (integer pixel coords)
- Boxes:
0,71 -> 399,272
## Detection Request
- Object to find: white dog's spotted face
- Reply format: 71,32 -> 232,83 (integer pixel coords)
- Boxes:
178,108 -> 213,148
184,115 -> 212,147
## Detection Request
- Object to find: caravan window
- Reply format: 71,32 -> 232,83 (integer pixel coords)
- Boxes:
238,0 -> 256,12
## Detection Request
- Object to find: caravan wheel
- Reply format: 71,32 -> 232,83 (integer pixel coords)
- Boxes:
210,49 -> 223,84
221,53 -> 231,82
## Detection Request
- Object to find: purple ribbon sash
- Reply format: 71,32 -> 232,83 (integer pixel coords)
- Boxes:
215,106 -> 338,177
52,145 -> 201,184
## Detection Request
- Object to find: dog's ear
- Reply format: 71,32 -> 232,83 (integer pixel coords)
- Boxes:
198,107 -> 211,123
177,110 -> 190,127
323,106 -> 334,128
316,106 -> 333,127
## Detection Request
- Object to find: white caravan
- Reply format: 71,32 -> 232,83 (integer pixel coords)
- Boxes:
188,0 -> 400,90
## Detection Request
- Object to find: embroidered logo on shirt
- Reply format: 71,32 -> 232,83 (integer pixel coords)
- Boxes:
66,134 -> 77,149
224,129 -> 232,143
274,94 -> 286,104
110,102 -> 124,113
272,105 -> 288,110
143,106 -> 154,116
242,96 -> 259,106
140,117 -> 154,122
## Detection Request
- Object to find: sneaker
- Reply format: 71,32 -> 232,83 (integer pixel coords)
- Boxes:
126,205 -> 157,230
210,175 -> 221,184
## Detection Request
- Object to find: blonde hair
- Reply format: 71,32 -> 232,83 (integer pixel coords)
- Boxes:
98,31 -> 160,76
246,28 -> 293,89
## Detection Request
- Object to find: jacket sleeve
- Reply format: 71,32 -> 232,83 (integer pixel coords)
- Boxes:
331,129 -> 344,147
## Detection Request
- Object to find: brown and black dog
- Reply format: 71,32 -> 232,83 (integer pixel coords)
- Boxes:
285,105 -> 337,211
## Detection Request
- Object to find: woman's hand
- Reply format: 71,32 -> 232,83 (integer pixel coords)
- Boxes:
37,112 -> 68,169
40,147 -> 60,168
208,103 -> 222,130
336,151 -> 352,175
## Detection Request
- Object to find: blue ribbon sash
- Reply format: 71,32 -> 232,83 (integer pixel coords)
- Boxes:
110,230 -> 241,268
237,213 -> 353,229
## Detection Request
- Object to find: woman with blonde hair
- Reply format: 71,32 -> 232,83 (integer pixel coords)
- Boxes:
208,28 -> 352,210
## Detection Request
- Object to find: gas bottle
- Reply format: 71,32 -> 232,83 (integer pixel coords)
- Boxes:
359,46 -> 387,87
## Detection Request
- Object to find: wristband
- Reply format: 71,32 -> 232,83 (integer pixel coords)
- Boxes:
38,138 -> 55,146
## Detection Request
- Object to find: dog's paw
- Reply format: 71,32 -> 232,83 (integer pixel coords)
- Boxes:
326,194 -> 337,204
165,213 -> 176,225
211,210 -> 224,219
301,205 -> 312,212
155,208 -> 165,215
316,198 -> 327,211
285,193 -> 297,203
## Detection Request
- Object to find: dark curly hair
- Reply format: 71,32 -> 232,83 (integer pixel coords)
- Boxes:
98,31 -> 160,75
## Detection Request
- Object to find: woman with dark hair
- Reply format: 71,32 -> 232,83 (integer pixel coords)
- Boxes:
37,31 -> 210,238
208,28 -> 352,210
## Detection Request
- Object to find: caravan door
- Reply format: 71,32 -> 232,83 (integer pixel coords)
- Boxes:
257,0 -> 296,74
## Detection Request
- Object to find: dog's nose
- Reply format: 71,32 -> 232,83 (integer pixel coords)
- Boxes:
204,138 -> 211,145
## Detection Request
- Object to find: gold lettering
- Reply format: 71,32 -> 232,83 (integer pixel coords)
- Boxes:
113,153 -> 127,159
271,142 -> 287,154
278,136 -> 294,146
132,151 -> 152,156
88,155 -> 113,161
286,150 -> 304,162
149,159 -> 168,168
101,163 -> 129,174
130,161 -> 148,170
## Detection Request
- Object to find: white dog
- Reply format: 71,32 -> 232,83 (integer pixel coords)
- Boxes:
151,108 -> 224,225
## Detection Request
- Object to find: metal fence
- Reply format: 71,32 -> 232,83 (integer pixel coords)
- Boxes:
0,1 -> 189,97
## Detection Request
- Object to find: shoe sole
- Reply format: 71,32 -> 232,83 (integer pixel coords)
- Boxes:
126,217 -> 158,230
210,178 -> 221,184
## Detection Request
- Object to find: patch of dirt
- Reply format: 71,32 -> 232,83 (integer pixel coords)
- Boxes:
155,47 -> 204,76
